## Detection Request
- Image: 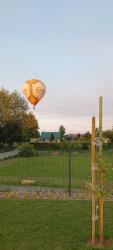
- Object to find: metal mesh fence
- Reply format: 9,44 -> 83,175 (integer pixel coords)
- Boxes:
0,149 -> 113,199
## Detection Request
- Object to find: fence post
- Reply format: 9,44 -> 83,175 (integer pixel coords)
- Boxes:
68,151 -> 72,197
91,117 -> 96,245
99,96 -> 104,244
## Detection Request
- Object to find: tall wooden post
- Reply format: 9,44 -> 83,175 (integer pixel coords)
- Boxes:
68,151 -> 72,197
91,117 -> 96,245
99,96 -> 104,244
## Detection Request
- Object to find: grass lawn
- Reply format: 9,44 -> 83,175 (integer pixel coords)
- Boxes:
0,151 -> 113,188
0,200 -> 113,250
0,153 -> 91,178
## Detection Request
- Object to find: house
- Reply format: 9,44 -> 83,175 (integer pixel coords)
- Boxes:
96,137 -> 111,147
103,138 -> 111,144
40,132 -> 61,142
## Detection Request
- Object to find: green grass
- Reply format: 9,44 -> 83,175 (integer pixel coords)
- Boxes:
0,200 -> 113,250
0,151 -> 113,188
0,153 -> 91,188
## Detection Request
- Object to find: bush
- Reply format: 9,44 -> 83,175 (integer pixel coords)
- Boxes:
19,144 -> 38,157
81,142 -> 89,150
103,143 -> 111,150
32,141 -> 90,152
33,142 -> 61,151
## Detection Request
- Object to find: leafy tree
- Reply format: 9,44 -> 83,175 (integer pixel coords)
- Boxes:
83,132 -> 91,141
50,133 -> 55,142
103,130 -> 113,144
76,133 -> 81,140
24,112 -> 39,139
1,121 -> 23,146
59,125 -> 66,140
81,141 -> 89,150
0,88 -> 28,127
0,88 -> 39,149
0,88 -> 11,128
64,141 -> 75,151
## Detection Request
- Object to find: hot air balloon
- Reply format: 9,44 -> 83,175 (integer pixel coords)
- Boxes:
22,79 -> 46,108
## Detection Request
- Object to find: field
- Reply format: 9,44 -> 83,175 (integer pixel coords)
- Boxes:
0,200 -> 112,250
0,151 -> 112,249
0,150 -> 113,190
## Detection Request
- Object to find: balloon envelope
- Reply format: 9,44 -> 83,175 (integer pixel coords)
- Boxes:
22,79 -> 46,106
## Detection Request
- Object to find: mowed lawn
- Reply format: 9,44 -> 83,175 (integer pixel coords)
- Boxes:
0,151 -> 113,187
0,200 -> 113,250
0,153 -> 91,178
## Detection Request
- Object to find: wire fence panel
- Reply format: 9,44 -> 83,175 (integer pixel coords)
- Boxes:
0,149 -> 113,199
0,151 -> 69,195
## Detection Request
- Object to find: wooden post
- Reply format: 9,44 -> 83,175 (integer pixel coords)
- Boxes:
99,96 -> 104,244
91,117 -> 96,245
68,151 -> 72,197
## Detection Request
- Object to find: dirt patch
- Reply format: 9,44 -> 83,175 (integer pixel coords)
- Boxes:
87,238 -> 113,249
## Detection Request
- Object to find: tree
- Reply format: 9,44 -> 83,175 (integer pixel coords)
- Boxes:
59,125 -> 66,141
24,112 -> 39,139
50,133 -> 55,142
83,132 -> 91,141
76,133 -> 81,140
0,121 -> 24,147
10,90 -> 28,121
0,88 -> 28,125
0,88 -> 12,128
0,88 -> 40,149
103,130 -> 113,144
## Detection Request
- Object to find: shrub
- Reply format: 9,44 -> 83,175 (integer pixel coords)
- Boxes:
81,142 -> 89,150
103,143 -> 111,150
33,142 -> 61,151
19,144 -> 38,157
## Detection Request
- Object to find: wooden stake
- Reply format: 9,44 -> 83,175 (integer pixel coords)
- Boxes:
91,117 -> 96,245
99,96 -> 104,244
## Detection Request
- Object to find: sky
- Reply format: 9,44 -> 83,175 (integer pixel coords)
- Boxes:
0,0 -> 113,133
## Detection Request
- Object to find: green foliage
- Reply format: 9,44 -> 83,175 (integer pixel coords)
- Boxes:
83,132 -> 91,141
50,132 -> 55,141
103,142 -> 111,150
33,141 -> 90,152
60,141 -> 89,152
33,142 -> 61,150
81,142 -> 89,150
103,130 -> 113,144
25,112 -> 39,139
59,125 -> 65,140
19,144 -> 38,157
60,141 -> 73,151
0,88 -> 39,150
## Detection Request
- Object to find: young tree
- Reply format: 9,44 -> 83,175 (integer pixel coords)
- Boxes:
76,133 -> 81,140
50,133 -> 55,142
59,125 -> 66,141
83,132 -> 91,141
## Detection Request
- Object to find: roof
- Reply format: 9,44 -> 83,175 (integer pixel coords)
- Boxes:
41,132 -> 61,140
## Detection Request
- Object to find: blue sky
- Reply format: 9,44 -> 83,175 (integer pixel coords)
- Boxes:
0,0 -> 113,133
